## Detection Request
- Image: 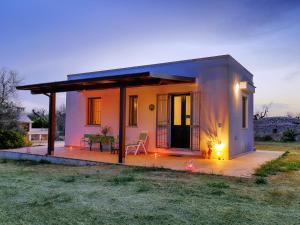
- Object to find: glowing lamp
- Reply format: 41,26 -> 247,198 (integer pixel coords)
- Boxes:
214,142 -> 224,160
154,153 -> 158,159
235,82 -> 240,94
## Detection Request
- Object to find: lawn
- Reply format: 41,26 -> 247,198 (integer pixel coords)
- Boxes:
0,143 -> 299,225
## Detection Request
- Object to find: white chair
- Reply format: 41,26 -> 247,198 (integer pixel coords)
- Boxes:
125,132 -> 148,155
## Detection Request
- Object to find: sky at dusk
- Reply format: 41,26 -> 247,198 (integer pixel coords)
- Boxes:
0,0 -> 299,116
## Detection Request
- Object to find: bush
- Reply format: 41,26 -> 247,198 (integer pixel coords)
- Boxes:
281,129 -> 297,142
255,135 -> 273,142
23,136 -> 32,147
0,130 -> 25,149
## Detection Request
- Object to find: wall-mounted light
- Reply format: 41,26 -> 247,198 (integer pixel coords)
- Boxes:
235,82 -> 240,94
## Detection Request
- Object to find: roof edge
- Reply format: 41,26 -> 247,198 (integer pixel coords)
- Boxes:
67,54 -> 231,78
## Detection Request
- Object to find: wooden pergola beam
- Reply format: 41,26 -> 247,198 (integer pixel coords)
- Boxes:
118,86 -> 126,163
47,93 -> 56,155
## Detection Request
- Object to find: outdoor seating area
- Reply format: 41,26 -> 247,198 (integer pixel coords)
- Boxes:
79,132 -> 149,155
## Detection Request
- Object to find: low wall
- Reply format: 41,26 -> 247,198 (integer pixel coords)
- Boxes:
0,151 -> 117,166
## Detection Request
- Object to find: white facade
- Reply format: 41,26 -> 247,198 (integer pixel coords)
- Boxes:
65,55 -> 255,159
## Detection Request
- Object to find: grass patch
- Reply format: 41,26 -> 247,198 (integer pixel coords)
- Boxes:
108,175 -> 135,185
210,189 -> 225,196
0,158 -> 7,163
0,142 -> 299,224
130,166 -> 169,173
59,175 -> 76,183
207,182 -> 230,189
28,193 -> 73,207
255,151 -> 300,177
255,177 -> 268,185
136,183 -> 152,193
266,189 -> 296,206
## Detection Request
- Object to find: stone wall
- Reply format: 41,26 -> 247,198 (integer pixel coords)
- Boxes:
254,117 -> 300,141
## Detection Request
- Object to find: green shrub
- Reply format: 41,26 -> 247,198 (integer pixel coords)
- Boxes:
0,130 -> 25,149
255,135 -> 273,142
281,129 -> 297,142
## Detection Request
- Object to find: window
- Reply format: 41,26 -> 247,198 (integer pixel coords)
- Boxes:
242,96 -> 248,128
87,97 -> 101,125
173,96 -> 182,125
129,95 -> 138,126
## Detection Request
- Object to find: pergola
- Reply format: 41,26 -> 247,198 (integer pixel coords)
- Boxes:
17,72 -> 196,163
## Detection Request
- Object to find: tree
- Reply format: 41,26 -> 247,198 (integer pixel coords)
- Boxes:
254,104 -> 271,120
28,104 -> 66,140
0,68 -> 23,131
0,68 -> 21,104
28,108 -> 49,128
56,104 -> 66,140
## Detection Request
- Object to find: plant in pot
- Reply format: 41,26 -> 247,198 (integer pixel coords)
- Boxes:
206,132 -> 219,159
100,126 -> 113,151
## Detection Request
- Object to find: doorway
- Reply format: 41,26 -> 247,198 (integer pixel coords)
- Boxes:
171,94 -> 191,148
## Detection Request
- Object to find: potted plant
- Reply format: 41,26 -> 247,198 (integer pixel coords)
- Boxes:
206,131 -> 219,159
100,126 -> 113,151
207,140 -> 213,159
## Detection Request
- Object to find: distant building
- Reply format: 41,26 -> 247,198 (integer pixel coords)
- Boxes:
18,113 -> 48,143
254,117 -> 300,141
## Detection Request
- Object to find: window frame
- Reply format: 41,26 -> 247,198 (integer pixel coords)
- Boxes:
128,95 -> 138,127
242,95 -> 248,129
87,97 -> 101,126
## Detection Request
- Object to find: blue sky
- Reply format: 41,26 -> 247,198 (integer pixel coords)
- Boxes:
1,0 -> 299,115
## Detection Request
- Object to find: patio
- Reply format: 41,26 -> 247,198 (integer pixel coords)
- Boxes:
1,143 -> 283,178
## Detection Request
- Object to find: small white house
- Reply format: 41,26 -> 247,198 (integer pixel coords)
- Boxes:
18,55 -> 255,160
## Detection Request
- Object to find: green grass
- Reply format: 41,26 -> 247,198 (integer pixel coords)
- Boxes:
255,142 -> 300,177
0,142 -> 299,224
255,151 -> 300,177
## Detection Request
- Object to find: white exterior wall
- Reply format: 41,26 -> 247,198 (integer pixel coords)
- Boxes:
197,65 -> 230,159
228,60 -> 255,158
65,55 -> 254,159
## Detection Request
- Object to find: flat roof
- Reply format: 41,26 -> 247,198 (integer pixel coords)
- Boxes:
17,72 -> 196,94
67,54 -> 253,80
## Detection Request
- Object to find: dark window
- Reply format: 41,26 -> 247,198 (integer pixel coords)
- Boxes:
87,97 -> 101,125
273,128 -> 277,134
129,95 -> 138,126
242,96 -> 248,128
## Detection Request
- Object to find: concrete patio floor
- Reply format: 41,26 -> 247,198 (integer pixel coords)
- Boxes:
2,143 -> 283,178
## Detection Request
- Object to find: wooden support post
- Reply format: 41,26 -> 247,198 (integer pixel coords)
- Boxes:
118,86 -> 126,163
47,93 -> 56,155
